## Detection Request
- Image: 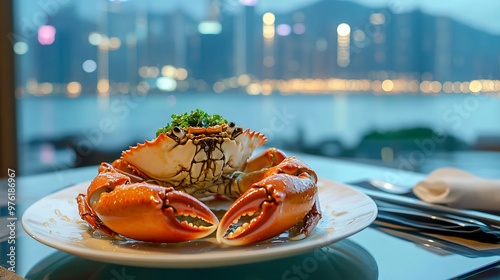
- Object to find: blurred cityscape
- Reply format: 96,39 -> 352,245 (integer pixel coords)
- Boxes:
13,0 -> 500,97
12,0 -> 500,177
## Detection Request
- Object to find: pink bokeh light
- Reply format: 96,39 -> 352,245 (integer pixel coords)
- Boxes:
276,24 -> 292,36
293,23 -> 306,35
38,25 -> 56,45
239,0 -> 258,6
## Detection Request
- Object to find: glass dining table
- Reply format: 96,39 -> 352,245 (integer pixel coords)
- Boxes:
2,152 -> 499,280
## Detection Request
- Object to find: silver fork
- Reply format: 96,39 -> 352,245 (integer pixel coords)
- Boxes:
365,179 -> 413,195
347,179 -> 414,195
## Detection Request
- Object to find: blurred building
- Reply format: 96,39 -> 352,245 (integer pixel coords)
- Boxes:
15,0 -> 500,94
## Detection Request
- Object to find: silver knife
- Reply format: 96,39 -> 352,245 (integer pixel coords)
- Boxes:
347,182 -> 500,230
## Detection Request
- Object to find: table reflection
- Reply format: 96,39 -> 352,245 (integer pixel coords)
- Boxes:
373,224 -> 500,258
25,239 -> 378,280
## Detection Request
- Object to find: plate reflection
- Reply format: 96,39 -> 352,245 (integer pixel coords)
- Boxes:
25,239 -> 378,280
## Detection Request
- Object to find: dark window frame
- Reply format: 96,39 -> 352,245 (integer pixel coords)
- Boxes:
0,0 -> 18,176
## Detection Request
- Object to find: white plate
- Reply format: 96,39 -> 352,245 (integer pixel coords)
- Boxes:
22,179 -> 377,268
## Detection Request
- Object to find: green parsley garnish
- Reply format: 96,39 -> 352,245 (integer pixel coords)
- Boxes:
156,109 -> 228,136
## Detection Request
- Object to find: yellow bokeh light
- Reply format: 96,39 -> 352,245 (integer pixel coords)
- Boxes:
39,83 -> 53,95
430,81 -> 442,93
108,37 -> 121,50
162,65 -> 177,78
213,81 -> 224,93
148,67 -> 159,78
369,13 -> 386,25
263,25 -> 275,39
452,81 -> 462,93
337,23 -> 351,36
26,80 -> 38,95
361,79 -> 371,91
381,79 -> 394,92
238,74 -> 251,86
495,80 -> 500,91
278,80 -> 290,93
228,77 -> 238,88
96,76 -> 500,96
88,32 -> 102,45
469,80 -> 482,93
420,81 -> 431,93
290,79 -> 304,91
176,68 -> 188,80
483,80 -> 494,91
97,79 -> 109,94
460,82 -> 470,93
67,81 -> 81,97
371,80 -> 382,92
262,12 -> 275,25
138,66 -> 149,78
97,36 -> 109,50
246,83 -> 261,95
336,80 -> 347,91
261,83 -> 273,95
312,79 -> 324,91
443,81 -> 453,93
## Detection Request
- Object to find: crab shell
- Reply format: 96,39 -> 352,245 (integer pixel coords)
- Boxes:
121,124 -> 266,198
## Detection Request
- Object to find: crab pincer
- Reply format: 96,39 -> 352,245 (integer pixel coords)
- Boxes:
216,157 -> 322,246
78,167 -> 219,243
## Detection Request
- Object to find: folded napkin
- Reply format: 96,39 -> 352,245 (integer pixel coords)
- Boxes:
413,167 -> 500,211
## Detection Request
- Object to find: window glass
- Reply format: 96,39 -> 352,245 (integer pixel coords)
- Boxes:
14,0 -> 500,177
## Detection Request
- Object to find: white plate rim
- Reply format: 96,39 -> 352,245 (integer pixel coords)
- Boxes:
22,179 -> 377,268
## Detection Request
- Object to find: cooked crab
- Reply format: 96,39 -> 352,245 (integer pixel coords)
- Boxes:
77,110 -> 321,245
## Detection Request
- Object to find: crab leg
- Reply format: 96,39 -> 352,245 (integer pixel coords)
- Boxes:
243,148 -> 287,172
225,148 -> 288,198
217,158 -> 321,246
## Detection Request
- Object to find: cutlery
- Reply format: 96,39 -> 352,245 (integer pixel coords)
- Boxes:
374,199 -> 495,228
348,180 -> 500,230
373,222 -> 500,257
364,179 -> 413,195
376,204 -> 500,243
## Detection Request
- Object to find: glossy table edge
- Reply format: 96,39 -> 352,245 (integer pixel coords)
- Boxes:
1,154 -> 500,279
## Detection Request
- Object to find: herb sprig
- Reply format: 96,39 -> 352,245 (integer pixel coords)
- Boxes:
156,109 -> 228,136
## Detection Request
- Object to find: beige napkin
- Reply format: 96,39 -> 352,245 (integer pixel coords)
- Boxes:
413,167 -> 500,211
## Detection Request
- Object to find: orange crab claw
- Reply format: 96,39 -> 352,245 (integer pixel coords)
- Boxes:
91,183 -> 219,242
217,158 -> 321,246
78,163 -> 219,242
77,167 -> 131,239
77,193 -> 118,239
